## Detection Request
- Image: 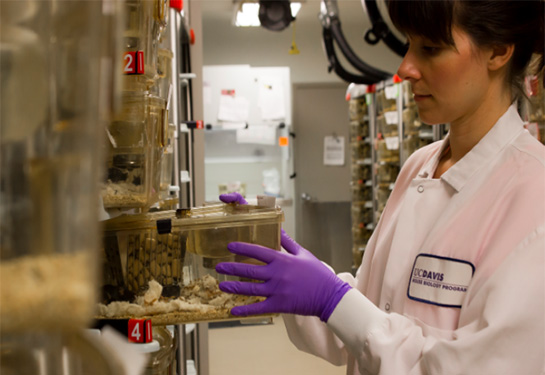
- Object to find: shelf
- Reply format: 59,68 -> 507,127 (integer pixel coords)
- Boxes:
205,157 -> 281,164
418,131 -> 434,139
356,158 -> 373,165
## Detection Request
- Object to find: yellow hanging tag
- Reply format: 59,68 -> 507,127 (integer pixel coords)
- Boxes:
289,19 -> 300,55
290,41 -> 300,55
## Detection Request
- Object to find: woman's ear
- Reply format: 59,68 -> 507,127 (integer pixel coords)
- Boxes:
488,44 -> 515,71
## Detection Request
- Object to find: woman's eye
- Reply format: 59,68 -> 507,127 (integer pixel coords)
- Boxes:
422,46 -> 440,54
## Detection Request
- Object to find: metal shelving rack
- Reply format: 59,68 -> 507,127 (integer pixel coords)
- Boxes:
167,5 -> 208,375
521,72 -> 545,145
348,78 -> 448,269
348,90 -> 375,269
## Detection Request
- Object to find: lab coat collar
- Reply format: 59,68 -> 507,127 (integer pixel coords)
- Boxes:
418,104 -> 524,192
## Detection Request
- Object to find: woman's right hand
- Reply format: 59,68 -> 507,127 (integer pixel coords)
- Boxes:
219,192 -> 248,205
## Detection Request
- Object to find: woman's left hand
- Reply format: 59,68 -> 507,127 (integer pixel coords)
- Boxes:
215,232 -> 351,322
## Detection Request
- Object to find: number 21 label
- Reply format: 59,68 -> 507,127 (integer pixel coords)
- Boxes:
123,51 -> 144,75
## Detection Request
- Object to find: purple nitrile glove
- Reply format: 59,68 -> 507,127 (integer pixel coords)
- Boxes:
215,231 -> 352,322
219,192 -> 248,205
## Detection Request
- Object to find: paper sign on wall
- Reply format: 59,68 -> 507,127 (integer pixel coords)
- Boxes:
258,75 -> 286,121
217,94 -> 249,122
324,135 -> 345,166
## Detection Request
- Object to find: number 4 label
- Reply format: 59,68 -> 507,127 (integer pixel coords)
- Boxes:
123,51 -> 144,75
128,319 -> 152,343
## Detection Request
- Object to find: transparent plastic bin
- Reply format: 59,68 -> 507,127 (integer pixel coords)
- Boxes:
102,92 -> 167,209
349,120 -> 370,141
376,162 -> 400,184
0,331 -> 123,375
151,48 -> 173,102
98,204 -> 284,324
351,163 -> 372,181
376,139 -> 400,163
402,80 -> 415,106
403,107 -> 421,135
350,142 -> 371,161
123,75 -> 150,92
0,0 -> 122,333
381,114 -> 400,136
351,224 -> 373,244
351,184 -> 372,202
376,90 -> 397,114
124,0 -> 167,83
348,98 -> 367,121
403,135 -> 421,158
351,203 -> 373,225
159,124 -> 176,201
139,326 -> 176,375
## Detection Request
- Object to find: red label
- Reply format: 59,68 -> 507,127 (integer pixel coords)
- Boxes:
136,51 -> 144,74
128,319 -> 152,343
221,89 -> 235,96
145,319 -> 152,343
123,51 -> 145,75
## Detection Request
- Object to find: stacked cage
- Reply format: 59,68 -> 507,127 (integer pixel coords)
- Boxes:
524,73 -> 545,145
99,204 -> 284,324
348,96 -> 373,268
374,82 -> 400,225
101,0 -> 171,211
400,81 -> 436,160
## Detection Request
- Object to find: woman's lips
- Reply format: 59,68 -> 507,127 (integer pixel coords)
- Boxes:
413,94 -> 432,102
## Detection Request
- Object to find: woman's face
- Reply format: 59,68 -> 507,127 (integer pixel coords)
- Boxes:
397,27 -> 493,126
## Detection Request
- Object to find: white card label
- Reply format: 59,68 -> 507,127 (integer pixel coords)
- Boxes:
408,254 -> 474,308
384,111 -> 399,125
385,136 -> 399,150
385,85 -> 399,100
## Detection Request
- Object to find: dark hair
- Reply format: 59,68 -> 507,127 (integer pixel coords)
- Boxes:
387,0 -> 545,96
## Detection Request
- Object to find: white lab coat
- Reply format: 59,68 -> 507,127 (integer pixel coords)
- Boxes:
284,105 -> 545,374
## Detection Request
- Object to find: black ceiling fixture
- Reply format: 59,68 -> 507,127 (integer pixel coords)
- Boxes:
259,0 -> 294,31
320,0 -> 391,84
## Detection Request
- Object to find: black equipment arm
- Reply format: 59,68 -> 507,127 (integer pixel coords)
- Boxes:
320,0 -> 391,84
363,0 -> 407,57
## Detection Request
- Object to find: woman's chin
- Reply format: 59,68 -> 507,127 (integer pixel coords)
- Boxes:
415,109 -> 445,126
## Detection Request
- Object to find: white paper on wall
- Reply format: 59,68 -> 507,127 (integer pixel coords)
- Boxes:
324,135 -> 345,166
217,94 -> 250,122
236,126 -> 277,145
257,75 -> 286,121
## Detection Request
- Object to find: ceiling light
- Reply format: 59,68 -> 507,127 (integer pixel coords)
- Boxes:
235,2 -> 302,28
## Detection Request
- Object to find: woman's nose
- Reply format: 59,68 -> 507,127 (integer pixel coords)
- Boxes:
397,52 -> 420,83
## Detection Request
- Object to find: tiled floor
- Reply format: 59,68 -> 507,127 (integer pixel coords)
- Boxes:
209,316 -> 347,375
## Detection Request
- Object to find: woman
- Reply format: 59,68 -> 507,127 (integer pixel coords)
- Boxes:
217,1 -> 545,373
